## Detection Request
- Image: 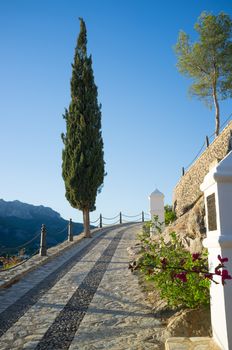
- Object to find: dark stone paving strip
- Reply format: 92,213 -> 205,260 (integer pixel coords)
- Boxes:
0,228 -> 111,337
35,229 -> 125,350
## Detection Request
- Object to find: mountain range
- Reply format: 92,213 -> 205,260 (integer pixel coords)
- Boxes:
0,199 -> 84,255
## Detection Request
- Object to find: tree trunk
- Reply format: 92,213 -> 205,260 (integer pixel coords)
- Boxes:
83,209 -> 91,238
212,83 -> 220,137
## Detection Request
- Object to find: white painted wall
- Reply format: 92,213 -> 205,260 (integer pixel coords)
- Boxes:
149,189 -> 164,236
200,151 -> 232,350
149,189 -> 164,222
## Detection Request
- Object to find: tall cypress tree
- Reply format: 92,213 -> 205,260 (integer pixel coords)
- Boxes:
62,18 -> 105,237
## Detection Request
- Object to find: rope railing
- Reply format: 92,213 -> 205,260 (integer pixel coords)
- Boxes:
0,225 -> 68,254
91,211 -> 148,228
0,248 -> 40,272
182,113 -> 232,175
0,212 -> 149,271
102,214 -> 120,220
53,225 -> 68,235
90,217 -> 100,224
0,231 -> 41,253
209,113 -> 232,140
0,221 -> 72,272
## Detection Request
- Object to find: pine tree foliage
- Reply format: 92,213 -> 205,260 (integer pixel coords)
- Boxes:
61,18 -> 105,237
175,12 -> 232,137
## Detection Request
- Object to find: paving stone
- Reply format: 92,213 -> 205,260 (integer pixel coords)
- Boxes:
0,225 -> 135,349
0,226 -> 108,290
0,231 -> 112,347
1,223 -> 217,350
69,224 -> 162,350
23,341 -> 41,349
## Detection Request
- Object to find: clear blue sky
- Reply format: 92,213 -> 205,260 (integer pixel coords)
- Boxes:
1,0 -> 232,223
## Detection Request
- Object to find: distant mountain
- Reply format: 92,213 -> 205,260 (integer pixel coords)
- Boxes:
0,199 -> 61,220
0,199 -> 84,256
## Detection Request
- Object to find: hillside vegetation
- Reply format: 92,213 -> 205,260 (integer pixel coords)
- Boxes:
0,199 -> 84,255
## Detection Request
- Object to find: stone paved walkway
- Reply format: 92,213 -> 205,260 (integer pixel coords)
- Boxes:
0,223 -> 163,350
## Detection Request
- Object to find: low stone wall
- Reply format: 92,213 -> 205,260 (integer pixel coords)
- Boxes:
173,121 -> 232,217
0,223 -> 131,290
0,226 -> 103,290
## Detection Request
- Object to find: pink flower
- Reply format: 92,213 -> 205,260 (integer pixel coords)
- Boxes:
215,268 -> 221,276
192,253 -> 201,261
218,255 -> 229,264
175,272 -> 187,282
221,269 -> 232,285
204,273 -> 213,280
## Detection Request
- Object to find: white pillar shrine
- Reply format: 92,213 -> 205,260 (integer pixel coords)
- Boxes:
149,189 -> 165,233
200,151 -> 232,350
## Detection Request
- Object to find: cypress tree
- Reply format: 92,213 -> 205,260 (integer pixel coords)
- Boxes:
61,18 -> 105,237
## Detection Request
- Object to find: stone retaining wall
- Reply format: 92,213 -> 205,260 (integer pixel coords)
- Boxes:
173,121 -> 232,217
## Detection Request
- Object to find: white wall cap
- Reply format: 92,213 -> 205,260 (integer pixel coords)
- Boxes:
213,150 -> 232,182
201,151 -> 232,192
200,169 -> 217,192
149,188 -> 164,198
203,235 -> 232,249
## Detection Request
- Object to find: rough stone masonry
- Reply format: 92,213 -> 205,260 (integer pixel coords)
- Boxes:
173,121 -> 232,217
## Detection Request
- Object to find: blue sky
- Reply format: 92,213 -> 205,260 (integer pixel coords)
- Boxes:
0,0 -> 232,223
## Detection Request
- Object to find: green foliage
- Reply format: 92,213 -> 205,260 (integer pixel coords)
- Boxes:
175,12 -> 232,103
138,219 -> 210,309
175,12 -> 232,135
141,221 -> 152,238
62,18 -> 105,213
164,205 -> 176,225
0,256 -> 22,270
140,215 -> 164,240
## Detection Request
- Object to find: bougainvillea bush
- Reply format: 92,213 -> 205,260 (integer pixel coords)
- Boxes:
130,218 -> 231,309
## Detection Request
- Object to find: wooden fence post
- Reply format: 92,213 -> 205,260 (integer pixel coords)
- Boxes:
39,224 -> 47,256
68,218 -> 73,242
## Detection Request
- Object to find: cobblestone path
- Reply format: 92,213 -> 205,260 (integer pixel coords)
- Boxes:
0,224 -> 162,350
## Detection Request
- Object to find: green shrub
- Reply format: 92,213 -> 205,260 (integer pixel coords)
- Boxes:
133,217 -> 232,309
137,219 -> 210,309
164,205 -> 176,225
141,221 -> 152,238
140,215 -> 163,241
